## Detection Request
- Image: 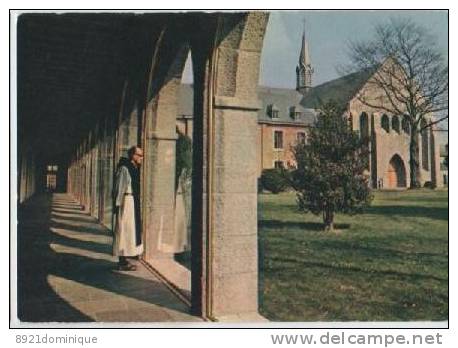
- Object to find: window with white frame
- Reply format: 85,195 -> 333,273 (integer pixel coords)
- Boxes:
267,104 -> 279,119
289,106 -> 302,120
274,130 -> 283,149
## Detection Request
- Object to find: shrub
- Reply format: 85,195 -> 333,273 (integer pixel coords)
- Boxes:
423,181 -> 435,189
260,168 -> 289,194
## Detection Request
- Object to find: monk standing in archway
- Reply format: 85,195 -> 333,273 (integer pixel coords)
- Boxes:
113,146 -> 144,271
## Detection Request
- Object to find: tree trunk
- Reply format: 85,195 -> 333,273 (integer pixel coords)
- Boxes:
409,127 -> 421,188
323,208 -> 334,231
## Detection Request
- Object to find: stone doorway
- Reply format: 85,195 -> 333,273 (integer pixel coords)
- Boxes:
387,155 -> 407,188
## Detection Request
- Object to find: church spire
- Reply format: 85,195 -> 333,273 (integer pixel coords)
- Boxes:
299,22 -> 311,66
296,20 -> 314,94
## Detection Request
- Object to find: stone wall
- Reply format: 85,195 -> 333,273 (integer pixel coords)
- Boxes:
349,68 -> 441,189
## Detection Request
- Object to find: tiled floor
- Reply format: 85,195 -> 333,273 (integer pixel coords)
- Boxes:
16,193 -> 202,323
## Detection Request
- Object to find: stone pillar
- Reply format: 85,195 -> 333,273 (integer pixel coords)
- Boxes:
189,12 -> 269,320
430,126 -> 441,188
143,77 -> 181,259
118,109 -> 139,158
142,39 -> 189,261
18,150 -> 27,203
143,129 -> 178,259
102,116 -> 115,229
370,114 -> 378,188
210,96 -> 261,319
90,144 -> 99,219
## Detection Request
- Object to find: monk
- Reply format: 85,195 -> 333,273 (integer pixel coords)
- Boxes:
113,146 -> 144,271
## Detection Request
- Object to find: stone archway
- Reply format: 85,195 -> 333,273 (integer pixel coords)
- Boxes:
387,154 -> 407,188
188,12 -> 269,320
65,12 -> 270,321
142,31 -> 190,262
141,14 -> 271,319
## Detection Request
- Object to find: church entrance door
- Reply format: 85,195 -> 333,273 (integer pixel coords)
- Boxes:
387,155 -> 406,188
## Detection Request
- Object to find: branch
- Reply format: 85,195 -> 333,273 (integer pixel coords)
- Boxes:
363,75 -> 406,115
420,114 -> 449,131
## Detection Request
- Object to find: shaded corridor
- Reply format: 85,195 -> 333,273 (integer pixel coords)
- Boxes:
17,193 -> 202,323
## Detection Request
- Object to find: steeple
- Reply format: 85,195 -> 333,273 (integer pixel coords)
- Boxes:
299,29 -> 311,67
296,20 -> 314,94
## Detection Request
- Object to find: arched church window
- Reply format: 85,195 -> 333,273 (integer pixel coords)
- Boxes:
392,115 -> 400,133
402,116 -> 410,135
381,114 -> 390,133
359,112 -> 369,140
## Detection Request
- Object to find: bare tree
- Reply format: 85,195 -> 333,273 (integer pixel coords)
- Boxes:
346,18 -> 448,188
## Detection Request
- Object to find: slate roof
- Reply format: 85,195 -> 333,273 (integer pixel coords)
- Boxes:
178,67 -> 376,126
257,86 -> 316,126
300,69 -> 374,109
177,84 -> 316,126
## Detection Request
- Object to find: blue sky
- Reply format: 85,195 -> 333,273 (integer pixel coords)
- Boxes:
183,10 -> 448,89
259,10 -> 448,88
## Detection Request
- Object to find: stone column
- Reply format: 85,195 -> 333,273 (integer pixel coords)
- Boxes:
118,109 -> 139,158
143,128 -> 178,260
90,144 -> 99,219
189,12 -> 269,320
430,126 -> 441,188
142,39 -> 188,261
370,114 -> 378,188
210,96 -> 261,319
142,74 -> 183,261
102,118 -> 115,229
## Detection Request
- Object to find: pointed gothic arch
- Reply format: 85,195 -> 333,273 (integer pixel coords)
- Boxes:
359,112 -> 369,139
386,154 -> 407,188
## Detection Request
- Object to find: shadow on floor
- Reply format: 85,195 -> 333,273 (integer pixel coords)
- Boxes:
258,220 -> 350,231
365,205 -> 448,221
17,193 -> 194,323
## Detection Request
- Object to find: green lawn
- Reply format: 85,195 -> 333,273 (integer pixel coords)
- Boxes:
258,189 -> 448,321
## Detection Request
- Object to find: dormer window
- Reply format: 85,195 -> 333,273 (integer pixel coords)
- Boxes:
289,106 -> 302,120
267,104 -> 279,119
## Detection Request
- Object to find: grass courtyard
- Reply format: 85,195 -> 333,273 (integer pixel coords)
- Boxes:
258,189 -> 448,322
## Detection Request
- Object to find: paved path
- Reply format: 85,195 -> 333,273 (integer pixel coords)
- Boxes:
17,193 -> 202,323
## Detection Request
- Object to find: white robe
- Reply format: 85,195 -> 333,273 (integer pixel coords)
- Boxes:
112,166 -> 144,257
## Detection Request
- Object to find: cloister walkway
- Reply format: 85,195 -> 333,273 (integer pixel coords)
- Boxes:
16,193 -> 202,323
